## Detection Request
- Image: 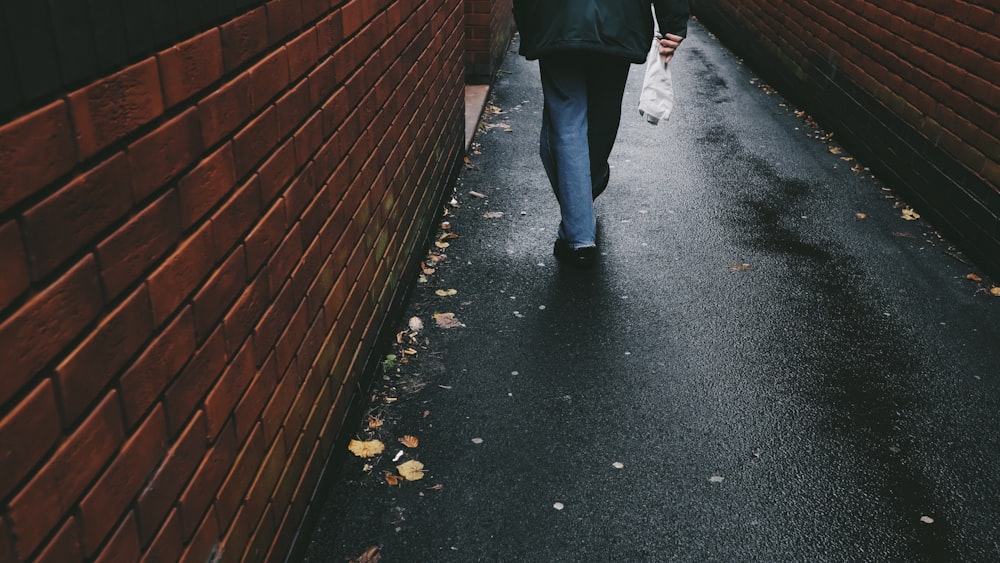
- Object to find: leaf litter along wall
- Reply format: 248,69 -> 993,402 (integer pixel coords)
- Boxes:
0,0 -> 466,561
691,0 -> 1000,279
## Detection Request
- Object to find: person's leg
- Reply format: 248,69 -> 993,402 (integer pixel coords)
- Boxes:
538,55 -> 596,249
585,56 -> 631,200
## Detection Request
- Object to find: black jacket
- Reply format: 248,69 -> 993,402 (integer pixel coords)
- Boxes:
513,0 -> 690,63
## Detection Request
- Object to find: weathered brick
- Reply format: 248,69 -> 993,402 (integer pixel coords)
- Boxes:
265,0 -> 304,45
0,256 -> 103,407
259,370 -> 297,444
56,285 -> 154,423
212,176 -> 263,256
93,513 -> 140,563
221,7 -> 269,72
177,142 -> 238,230
119,308 -> 197,427
198,73 -> 254,148
232,106 -> 279,180
34,517 -> 83,563
253,282 -> 296,365
193,246 -> 249,342
245,199 -> 287,276
69,57 -> 165,159
203,338 -> 256,441
8,392 -> 125,558
245,432 -> 286,524
141,509 -> 182,562
97,189 -> 182,300
258,138 -> 297,204
137,412 -> 207,545
274,299 -> 309,376
178,423 -> 236,540
128,108 -> 203,201
249,47 -> 291,110
222,271 -> 271,357
178,507 -> 221,563
79,407 -> 167,555
267,224 -> 303,297
0,220 -> 30,311
0,380 -> 60,500
22,151 -> 133,278
275,79 -> 312,139
286,27 -> 319,80
164,326 -> 228,437
157,29 -> 225,108
147,222 -> 216,327
0,100 -> 77,215
234,355 -> 279,442
215,424 -> 265,529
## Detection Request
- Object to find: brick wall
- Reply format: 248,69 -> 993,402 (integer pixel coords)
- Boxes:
464,0 -> 516,83
0,0 -> 465,561
692,0 -> 1000,278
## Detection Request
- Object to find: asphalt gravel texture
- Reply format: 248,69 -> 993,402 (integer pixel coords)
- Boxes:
304,21 -> 1000,562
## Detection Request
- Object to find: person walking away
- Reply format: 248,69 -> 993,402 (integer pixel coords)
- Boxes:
513,0 -> 690,267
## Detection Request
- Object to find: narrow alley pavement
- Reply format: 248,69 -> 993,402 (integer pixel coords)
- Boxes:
304,21 -> 1000,562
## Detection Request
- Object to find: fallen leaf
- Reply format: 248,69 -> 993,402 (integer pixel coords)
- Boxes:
435,289 -> 458,297
439,233 -> 459,241
920,516 -> 934,524
828,146 -> 842,154
408,316 -> 424,331
433,312 -> 466,328
483,211 -> 504,219
384,472 -> 401,486
426,484 -> 444,491
367,416 -> 384,429
421,265 -> 436,275
991,287 -> 1000,297
901,207 -> 920,221
350,546 -> 381,563
397,460 -> 425,481
402,347 -> 417,356
440,221 -> 451,229
348,439 -> 385,458
709,475 -> 725,483
966,273 -> 982,282
855,213 -> 868,219
422,410 -> 431,418
434,241 -> 450,249
469,190 -> 487,198
728,263 -> 752,271
399,435 -> 419,448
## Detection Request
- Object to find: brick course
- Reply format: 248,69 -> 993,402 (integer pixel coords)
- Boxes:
0,1 -> 465,561
693,0 -> 1000,278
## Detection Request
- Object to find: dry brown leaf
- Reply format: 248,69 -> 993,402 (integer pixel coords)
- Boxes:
426,483 -> 444,491
434,241 -> 449,249
348,439 -> 385,458
440,221 -> 452,229
967,273 -> 982,282
727,263 -> 751,271
439,233 -> 459,240
367,416 -> 384,429
384,472 -> 401,486
435,289 -> 458,297
350,546 -> 381,563
399,435 -> 419,448
483,211 -> 504,219
397,460 -> 425,481
402,347 -> 417,356
991,286 -> 1000,297
828,146 -> 842,154
433,312 -> 466,329
855,213 -> 868,219
901,207 -> 920,221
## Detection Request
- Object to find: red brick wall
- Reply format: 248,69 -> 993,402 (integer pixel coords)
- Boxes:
0,0 -> 465,561
465,0 -> 516,82
692,0 -> 1000,277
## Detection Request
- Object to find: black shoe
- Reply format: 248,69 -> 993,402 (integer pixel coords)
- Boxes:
553,239 -> 597,268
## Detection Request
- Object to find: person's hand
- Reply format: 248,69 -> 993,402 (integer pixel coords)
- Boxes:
658,33 -> 684,65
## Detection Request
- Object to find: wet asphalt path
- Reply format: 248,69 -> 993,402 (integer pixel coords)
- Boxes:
304,21 -> 1000,562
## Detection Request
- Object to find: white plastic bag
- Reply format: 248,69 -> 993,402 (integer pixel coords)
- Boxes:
638,39 -> 674,125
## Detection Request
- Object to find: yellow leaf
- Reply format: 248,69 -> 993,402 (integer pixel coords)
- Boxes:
434,241 -> 450,249
348,439 -> 385,458
399,435 -> 419,448
397,460 -> 425,481
901,207 -> 920,221
990,286 -> 1000,297
384,472 -> 401,486
967,273 -> 982,282
855,213 -> 868,219
435,289 -> 458,297
402,347 -> 417,355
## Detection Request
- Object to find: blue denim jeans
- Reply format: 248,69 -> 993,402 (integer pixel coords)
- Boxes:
539,53 -> 630,249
